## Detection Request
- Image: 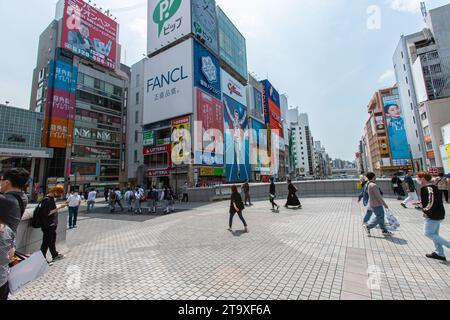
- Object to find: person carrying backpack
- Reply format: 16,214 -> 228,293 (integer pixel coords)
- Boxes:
37,186 -> 66,263
228,185 -> 248,233
148,186 -> 158,214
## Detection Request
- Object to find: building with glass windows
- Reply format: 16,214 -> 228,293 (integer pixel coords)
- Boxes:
217,6 -> 248,83
29,4 -> 130,194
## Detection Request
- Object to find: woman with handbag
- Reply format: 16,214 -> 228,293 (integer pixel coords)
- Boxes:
285,179 -> 302,209
228,185 -> 248,233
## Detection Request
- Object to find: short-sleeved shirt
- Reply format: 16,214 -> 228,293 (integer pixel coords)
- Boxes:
87,191 -> 97,202
0,224 -> 15,287
0,192 -> 28,233
40,197 -> 58,229
67,194 -> 81,207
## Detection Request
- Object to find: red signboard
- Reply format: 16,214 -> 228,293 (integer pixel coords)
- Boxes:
196,89 -> 224,133
269,99 -> 283,138
61,0 -> 118,70
144,144 -> 172,178
143,145 -> 170,156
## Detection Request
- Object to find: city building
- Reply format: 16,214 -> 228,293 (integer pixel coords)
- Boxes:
0,103 -> 54,199
393,3 -> 450,172
280,94 -> 291,179
29,0 -> 130,194
287,108 -> 311,178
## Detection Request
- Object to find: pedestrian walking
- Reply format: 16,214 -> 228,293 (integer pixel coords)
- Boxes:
38,186 -> 66,262
114,188 -> 124,212
181,182 -> 189,203
108,189 -> 116,213
416,172 -> 450,261
124,187 -> 135,213
243,180 -> 252,206
357,175 -> 368,203
167,186 -> 175,213
148,186 -> 158,214
391,173 -> 405,200
401,170 -> 419,208
134,186 -> 145,214
434,173 -> 449,204
228,185 -> 248,233
363,172 -> 393,237
269,178 -> 280,211
285,179 -> 302,209
66,190 -> 81,229
161,187 -> 169,214
87,188 -> 97,213
104,187 -> 109,203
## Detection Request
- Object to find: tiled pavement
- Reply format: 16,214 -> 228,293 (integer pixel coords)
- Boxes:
11,198 -> 450,300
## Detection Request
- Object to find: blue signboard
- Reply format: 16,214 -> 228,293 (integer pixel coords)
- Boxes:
48,60 -> 77,93
261,80 -> 280,107
383,96 -> 410,161
194,41 -> 221,100
224,94 -> 250,182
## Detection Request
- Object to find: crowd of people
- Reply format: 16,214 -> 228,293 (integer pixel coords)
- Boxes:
359,170 -> 450,262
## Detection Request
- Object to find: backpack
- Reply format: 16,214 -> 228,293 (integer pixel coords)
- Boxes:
31,198 -> 47,229
110,192 -> 117,201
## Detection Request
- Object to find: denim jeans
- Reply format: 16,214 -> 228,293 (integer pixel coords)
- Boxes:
363,208 -> 373,225
148,199 -> 156,212
68,207 -> 78,227
366,206 -> 387,232
126,199 -> 133,211
424,218 -> 450,257
87,200 -> 95,212
135,200 -> 141,211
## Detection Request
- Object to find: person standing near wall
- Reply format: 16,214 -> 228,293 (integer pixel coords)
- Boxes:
243,180 -> 252,207
66,190 -> 81,229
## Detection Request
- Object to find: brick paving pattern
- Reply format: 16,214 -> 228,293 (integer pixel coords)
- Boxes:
11,198 -> 450,300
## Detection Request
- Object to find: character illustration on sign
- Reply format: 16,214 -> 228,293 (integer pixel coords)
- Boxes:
68,24 -> 93,52
224,98 -> 247,180
385,103 -> 409,160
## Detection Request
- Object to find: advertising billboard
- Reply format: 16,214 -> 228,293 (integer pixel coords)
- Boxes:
251,120 -> 269,172
192,0 -> 219,54
252,87 -> 264,120
223,94 -> 250,182
43,60 -> 77,148
195,89 -> 224,166
61,0 -> 118,70
221,69 -> 247,106
269,99 -> 283,138
147,0 -> 192,55
440,144 -> 450,174
144,144 -> 172,177
171,116 -> 191,164
143,39 -> 193,124
194,41 -> 221,100
383,96 -> 410,162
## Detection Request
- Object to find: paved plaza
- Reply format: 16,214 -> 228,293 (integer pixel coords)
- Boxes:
11,198 -> 450,300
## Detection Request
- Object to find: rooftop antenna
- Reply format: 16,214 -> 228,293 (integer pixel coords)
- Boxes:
421,2 -> 428,22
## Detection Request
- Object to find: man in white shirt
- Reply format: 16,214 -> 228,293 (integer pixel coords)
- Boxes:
124,188 -> 135,213
87,189 -> 97,213
134,186 -> 145,215
66,191 -> 81,229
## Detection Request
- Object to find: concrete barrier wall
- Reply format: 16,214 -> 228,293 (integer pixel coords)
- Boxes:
15,209 -> 68,256
188,179 -> 399,202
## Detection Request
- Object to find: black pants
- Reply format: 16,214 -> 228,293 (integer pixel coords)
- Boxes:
0,282 -> 9,300
182,193 -> 188,202
41,226 -> 59,259
441,190 -> 449,203
270,197 -> 278,209
115,200 -> 123,210
244,192 -> 251,205
229,211 -> 247,229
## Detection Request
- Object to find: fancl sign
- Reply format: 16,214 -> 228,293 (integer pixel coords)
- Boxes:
143,39 -> 194,124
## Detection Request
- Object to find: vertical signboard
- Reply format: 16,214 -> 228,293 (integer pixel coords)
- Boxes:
192,0 -> 219,54
143,39 -> 194,124
195,88 -> 224,166
194,41 -> 221,100
383,96 -> 410,165
223,94 -> 250,182
61,0 -> 118,70
171,116 -> 191,164
43,60 -> 77,148
147,0 -> 192,55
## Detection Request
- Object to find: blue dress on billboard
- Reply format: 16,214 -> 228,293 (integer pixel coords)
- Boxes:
387,116 -> 409,160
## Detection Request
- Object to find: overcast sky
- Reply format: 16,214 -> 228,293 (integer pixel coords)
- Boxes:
0,0 -> 448,161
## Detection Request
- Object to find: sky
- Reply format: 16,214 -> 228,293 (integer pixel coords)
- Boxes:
0,0 -> 449,161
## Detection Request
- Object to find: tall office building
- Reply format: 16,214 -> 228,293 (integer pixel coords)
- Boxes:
30,0 -> 130,193
287,107 -> 311,178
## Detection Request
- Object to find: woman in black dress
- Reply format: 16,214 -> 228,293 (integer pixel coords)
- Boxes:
228,185 -> 248,233
285,179 -> 302,209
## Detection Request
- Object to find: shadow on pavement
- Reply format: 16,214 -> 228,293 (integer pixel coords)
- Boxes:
231,230 -> 248,237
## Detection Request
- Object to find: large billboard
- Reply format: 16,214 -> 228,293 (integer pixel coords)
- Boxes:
171,116 -> 191,164
143,39 -> 193,124
147,0 -> 192,55
144,144 -> 171,177
223,94 -> 250,182
195,89 -> 224,166
383,96 -> 410,162
194,41 -> 221,100
192,0 -> 219,54
221,69 -> 247,106
251,120 -> 269,172
61,0 -> 118,70
43,60 -> 77,148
